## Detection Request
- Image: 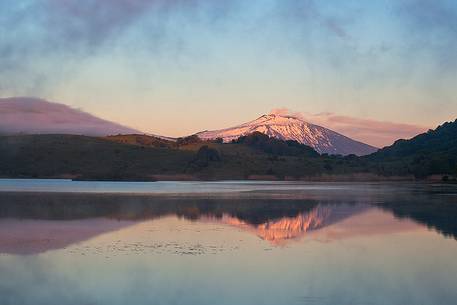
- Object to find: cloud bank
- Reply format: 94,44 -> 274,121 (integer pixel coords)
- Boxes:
0,97 -> 140,136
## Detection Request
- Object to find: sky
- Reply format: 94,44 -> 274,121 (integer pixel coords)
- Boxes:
1,0 -> 456,146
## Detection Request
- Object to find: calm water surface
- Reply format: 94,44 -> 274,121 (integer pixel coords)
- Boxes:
0,180 -> 456,305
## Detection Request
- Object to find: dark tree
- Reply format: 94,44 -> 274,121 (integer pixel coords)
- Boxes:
192,145 -> 221,167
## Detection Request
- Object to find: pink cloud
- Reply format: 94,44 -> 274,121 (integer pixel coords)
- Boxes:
270,108 -> 429,148
0,97 -> 140,136
270,107 -> 306,119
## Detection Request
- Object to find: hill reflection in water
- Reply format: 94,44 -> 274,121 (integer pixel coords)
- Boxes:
0,185 -> 456,254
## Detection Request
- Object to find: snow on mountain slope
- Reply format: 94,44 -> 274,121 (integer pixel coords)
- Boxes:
196,114 -> 378,156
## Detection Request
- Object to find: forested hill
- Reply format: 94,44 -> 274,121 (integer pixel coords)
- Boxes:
0,119 -> 456,181
367,119 -> 457,178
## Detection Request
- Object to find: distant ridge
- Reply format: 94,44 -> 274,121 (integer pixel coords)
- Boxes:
196,114 -> 378,156
371,118 -> 457,159
0,97 -> 140,136
367,118 -> 457,178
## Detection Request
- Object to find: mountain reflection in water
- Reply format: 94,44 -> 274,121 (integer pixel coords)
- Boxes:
0,185 -> 456,254
201,204 -> 369,245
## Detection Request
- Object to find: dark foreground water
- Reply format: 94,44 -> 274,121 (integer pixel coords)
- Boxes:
0,180 -> 457,305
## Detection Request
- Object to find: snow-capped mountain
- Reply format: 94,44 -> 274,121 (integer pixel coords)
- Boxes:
196,114 -> 378,156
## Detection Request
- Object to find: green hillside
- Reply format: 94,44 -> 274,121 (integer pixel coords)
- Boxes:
0,119 -> 456,181
0,135 -> 193,180
0,134 -> 340,180
367,119 -> 457,178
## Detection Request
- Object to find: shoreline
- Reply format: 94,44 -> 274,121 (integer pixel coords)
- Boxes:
0,174 -> 456,183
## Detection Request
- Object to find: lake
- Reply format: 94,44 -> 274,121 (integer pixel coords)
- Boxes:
0,180 -> 456,305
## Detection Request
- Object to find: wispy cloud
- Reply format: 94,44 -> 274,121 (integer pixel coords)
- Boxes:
1,0 -> 455,134
0,0 -> 235,94
270,108 -> 429,148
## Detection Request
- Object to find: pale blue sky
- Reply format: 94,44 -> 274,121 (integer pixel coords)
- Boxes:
1,0 -> 456,137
